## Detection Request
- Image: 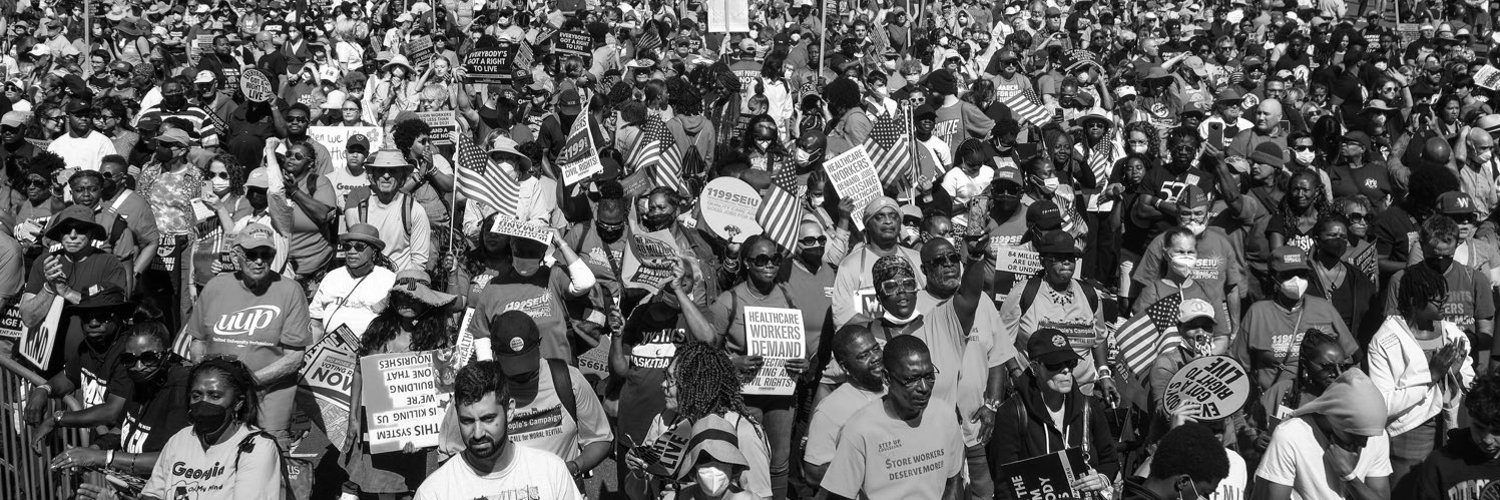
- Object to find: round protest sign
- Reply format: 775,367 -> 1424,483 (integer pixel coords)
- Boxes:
1162,355 -> 1250,422
240,69 -> 274,103
699,177 -> 763,241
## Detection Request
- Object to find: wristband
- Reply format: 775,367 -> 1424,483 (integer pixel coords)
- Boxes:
1341,471 -> 1359,482
984,399 -> 1001,412
106,450 -> 115,469
53,410 -> 63,425
36,384 -> 52,396
1097,366 -> 1114,378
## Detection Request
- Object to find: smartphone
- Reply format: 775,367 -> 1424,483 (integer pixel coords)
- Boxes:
1278,119 -> 1290,132
1054,108 -> 1065,122
1207,121 -> 1224,148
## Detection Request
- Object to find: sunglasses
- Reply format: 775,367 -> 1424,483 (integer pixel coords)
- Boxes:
243,248 -> 276,261
1344,212 -> 1367,223
120,350 -> 167,367
1084,122 -> 1107,129
745,254 -> 780,268
925,253 -> 962,267
23,178 -> 49,187
879,277 -> 919,295
341,241 -> 373,252
287,153 -> 308,161
799,235 -> 827,246
1043,358 -> 1079,372
1292,145 -> 1315,152
206,171 -> 230,180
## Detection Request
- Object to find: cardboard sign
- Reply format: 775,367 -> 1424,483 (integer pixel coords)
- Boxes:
407,37 -> 435,69
556,30 -> 593,57
997,247 -> 1042,275
360,351 -> 447,454
1000,447 -> 1090,500
462,48 -> 516,84
240,68 -> 274,102
489,217 -> 554,245
740,307 -> 805,396
298,334 -> 357,452
707,0 -> 751,32
823,146 -> 883,230
221,67 -> 242,89
699,177 -> 764,241
416,111 -> 456,147
558,114 -> 602,185
307,126 -> 385,166
621,228 -> 682,293
578,333 -> 611,376
1162,355 -> 1250,422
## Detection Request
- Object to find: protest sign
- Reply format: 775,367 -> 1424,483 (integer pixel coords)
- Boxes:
189,34 -> 214,65
1477,65 -> 1500,91
407,36 -> 435,69
707,0 -> 751,32
823,146 -> 883,230
299,342 -> 357,452
556,30 -> 592,58
996,246 -> 1042,275
490,217 -> 554,245
0,297 -> 23,340
18,295 -> 64,371
700,177 -> 764,241
308,126 -> 385,166
1000,447 -> 1089,500
558,0 -> 586,10
558,113 -> 602,185
1162,355 -> 1250,421
221,67 -> 242,89
621,229 -> 682,293
360,351 -> 447,454
578,334 -> 611,376
462,48 -> 516,84
417,111 -> 456,147
240,69 -> 274,102
740,307 -> 805,396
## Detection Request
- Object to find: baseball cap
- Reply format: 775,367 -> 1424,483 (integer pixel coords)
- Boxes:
557,88 -> 582,115
1182,56 -> 1208,76
1027,328 -> 1081,365
1174,184 -> 1211,210
1341,131 -> 1372,150
993,164 -> 1022,187
194,70 -> 216,83
1027,200 -> 1064,230
0,111 -> 26,128
1270,246 -> 1310,273
1178,298 -> 1215,323
236,223 -> 277,250
246,167 -> 270,188
346,134 -> 370,155
1438,191 -> 1476,215
490,310 -> 542,376
1034,230 -> 1080,255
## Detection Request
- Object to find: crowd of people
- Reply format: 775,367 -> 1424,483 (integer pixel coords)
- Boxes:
4,0 -> 1500,498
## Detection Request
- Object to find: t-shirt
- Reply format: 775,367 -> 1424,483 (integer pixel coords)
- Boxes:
822,398 -> 965,500
1255,416 -> 1392,500
469,266 -> 575,363
618,302 -> 688,443
413,444 -> 584,500
1370,206 -> 1418,274
275,174 -> 338,275
308,266 -> 397,337
507,364 -> 613,461
139,425 -> 285,500
1233,296 -> 1359,391
999,278 -> 1106,392
324,166 -> 370,211
1131,228 -> 1245,298
805,383 -> 885,466
25,248 -> 130,366
1138,446 -> 1248,500
119,364 -> 191,454
933,101 -> 996,156
1397,428 -> 1500,500
186,273 -> 313,432
341,193 -> 432,271
912,294 -> 1014,446
1383,264 -> 1495,337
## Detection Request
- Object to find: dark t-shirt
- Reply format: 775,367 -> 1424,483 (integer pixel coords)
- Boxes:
1371,205 -> 1418,272
69,338 -> 131,408
1329,163 -> 1391,207
117,363 -> 191,454
1133,164 -> 1218,234
618,302 -> 688,443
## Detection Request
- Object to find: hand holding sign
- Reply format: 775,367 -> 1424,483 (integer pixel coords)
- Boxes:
240,69 -> 274,103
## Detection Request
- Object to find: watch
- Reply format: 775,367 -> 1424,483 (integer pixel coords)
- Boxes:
53,410 -> 64,425
983,399 -> 1001,412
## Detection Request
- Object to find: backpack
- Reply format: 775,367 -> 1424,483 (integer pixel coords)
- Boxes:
679,124 -> 712,193
234,430 -> 295,500
1017,276 -> 1099,315
547,358 -> 578,423
355,194 -> 416,239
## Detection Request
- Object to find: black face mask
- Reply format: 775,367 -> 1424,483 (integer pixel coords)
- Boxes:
128,362 -> 167,384
799,246 -> 825,267
596,222 -> 625,243
247,190 -> 269,211
1427,254 -> 1454,273
163,94 -> 188,110
644,213 -> 676,231
1320,237 -> 1349,259
154,147 -> 174,164
506,370 -> 540,402
188,401 -> 232,436
991,194 -> 1021,219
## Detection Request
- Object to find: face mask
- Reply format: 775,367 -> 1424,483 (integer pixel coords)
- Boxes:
1295,150 -> 1316,165
1427,254 -> 1454,272
1478,150 -> 1494,165
1183,220 -> 1208,236
1279,276 -> 1308,301
799,246 -> 824,266
155,147 -> 174,163
596,222 -> 624,242
645,213 -> 676,231
1040,176 -> 1060,192
992,194 -> 1020,217
497,160 -> 517,177
696,466 -> 730,496
1170,254 -> 1197,278
795,149 -> 813,164
188,401 -> 232,436
1180,335 -> 1213,359
210,178 -> 231,192
163,94 -> 187,109
1320,236 -> 1349,258
900,225 -> 919,244
1131,144 -> 1149,154
128,360 -> 166,383
808,195 -> 825,208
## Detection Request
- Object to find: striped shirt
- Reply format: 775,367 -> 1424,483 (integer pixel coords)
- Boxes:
133,105 -> 219,144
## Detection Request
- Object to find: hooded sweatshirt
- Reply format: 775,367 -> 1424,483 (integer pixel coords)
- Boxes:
989,371 -> 1120,500
667,114 -> 716,172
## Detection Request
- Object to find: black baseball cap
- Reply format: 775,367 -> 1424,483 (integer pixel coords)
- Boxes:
491,310 -> 541,377
1027,328 -> 1081,365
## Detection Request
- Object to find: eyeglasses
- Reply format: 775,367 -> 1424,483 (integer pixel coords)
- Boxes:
0,126 -> 19,134
1292,145 -> 1315,152
369,167 -> 407,178
286,116 -> 310,123
23,178 -> 48,188
119,350 -> 166,367
341,242 -> 373,252
92,114 -> 117,121
1043,358 -> 1079,372
993,183 -> 1022,195
1455,214 -> 1479,225
243,248 -> 276,262
1306,360 -> 1354,377
206,171 -> 230,179
925,253 -> 962,267
892,369 -> 938,390
878,277 -> 919,295
798,235 -> 827,246
1381,87 -> 1397,92
45,115 -> 65,122
78,310 -> 117,323
745,254 -> 780,268
111,71 -> 130,77
870,212 -> 899,223
287,153 -> 308,161
1085,121 -> 1107,130
71,185 -> 101,193
1340,210 -> 1369,224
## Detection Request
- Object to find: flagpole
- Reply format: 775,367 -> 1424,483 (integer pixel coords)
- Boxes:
448,130 -> 461,282
906,104 -> 915,203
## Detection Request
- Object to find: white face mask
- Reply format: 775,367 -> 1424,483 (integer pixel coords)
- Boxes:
1041,176 -> 1060,192
1279,276 -> 1308,301
1294,150 -> 1316,165
1131,144 -> 1149,154
809,195 -> 825,207
1170,254 -> 1197,278
210,178 -> 231,192
1183,220 -> 1208,236
795,148 -> 813,164
497,160 -> 517,177
1478,150 -> 1494,165
696,467 -> 730,496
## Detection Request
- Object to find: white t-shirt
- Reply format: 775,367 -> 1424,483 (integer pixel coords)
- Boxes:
48,131 -> 116,171
307,265 -> 397,336
505,364 -> 614,462
324,167 -> 370,211
805,383 -> 884,466
413,444 -> 584,500
1255,417 -> 1392,500
940,165 -> 995,205
140,425 -> 284,500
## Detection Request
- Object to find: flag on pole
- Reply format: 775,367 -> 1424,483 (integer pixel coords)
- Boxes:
757,160 -> 804,252
1113,293 -> 1184,381
631,116 -> 689,195
456,133 -> 520,218
1003,88 -> 1051,128
864,107 -> 913,188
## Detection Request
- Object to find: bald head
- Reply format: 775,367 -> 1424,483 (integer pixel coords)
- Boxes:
1423,136 -> 1452,165
1254,99 -> 1284,132
1469,127 -> 1493,148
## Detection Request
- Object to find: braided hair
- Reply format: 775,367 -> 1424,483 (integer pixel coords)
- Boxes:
1396,261 -> 1449,317
190,356 -> 262,428
673,341 -> 755,425
1286,328 -> 1344,407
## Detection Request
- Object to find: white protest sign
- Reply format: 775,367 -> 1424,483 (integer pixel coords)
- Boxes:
18,295 -> 63,370
240,68 -> 274,102
558,113 -> 602,185
707,0 -> 751,32
996,246 -> 1042,275
490,217 -> 554,245
823,146 -> 883,230
308,126 -> 385,167
360,351 -> 446,453
740,307 -> 805,396
417,111 -> 457,147
1162,355 -> 1250,422
699,177 -> 764,241
299,345 -> 357,452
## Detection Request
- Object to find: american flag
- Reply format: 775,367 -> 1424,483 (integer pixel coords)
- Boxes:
1114,293 -> 1183,381
757,159 -> 803,252
1351,242 -> 1377,284
865,108 -> 912,188
631,116 -> 689,195
1003,88 -> 1051,128
457,133 -> 520,218
637,26 -> 662,52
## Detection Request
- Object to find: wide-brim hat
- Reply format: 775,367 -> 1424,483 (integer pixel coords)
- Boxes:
392,269 -> 458,308
340,223 -> 386,251
69,285 -> 135,314
382,54 -> 414,74
45,205 -> 107,241
365,148 -> 412,169
487,135 -> 534,172
674,414 -> 750,480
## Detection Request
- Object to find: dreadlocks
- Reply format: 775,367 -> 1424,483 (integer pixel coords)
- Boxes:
673,341 -> 754,424
1396,261 -> 1448,316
